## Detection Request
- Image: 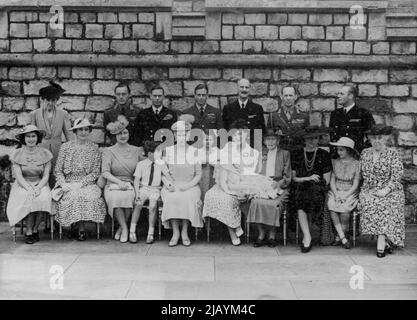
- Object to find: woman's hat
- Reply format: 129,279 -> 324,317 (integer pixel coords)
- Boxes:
299,126 -> 327,138
70,117 -> 93,131
365,124 -> 394,136
15,124 -> 45,141
330,137 -> 359,156
264,128 -> 285,138
106,115 -> 129,135
39,81 -> 65,100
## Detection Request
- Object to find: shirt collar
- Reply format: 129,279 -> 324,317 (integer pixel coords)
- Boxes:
238,99 -> 248,108
152,106 -> 163,113
344,103 -> 355,113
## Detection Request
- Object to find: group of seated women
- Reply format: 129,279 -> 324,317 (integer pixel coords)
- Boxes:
6,114 -> 405,258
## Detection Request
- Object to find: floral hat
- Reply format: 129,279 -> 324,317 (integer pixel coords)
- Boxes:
106,115 -> 129,135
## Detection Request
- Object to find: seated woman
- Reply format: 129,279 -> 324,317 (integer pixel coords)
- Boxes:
358,124 -> 405,258
291,126 -> 332,253
203,119 -> 262,246
102,116 -> 144,243
54,118 -> 107,241
161,115 -> 204,247
7,125 -> 53,244
327,137 -> 360,249
247,128 -> 292,248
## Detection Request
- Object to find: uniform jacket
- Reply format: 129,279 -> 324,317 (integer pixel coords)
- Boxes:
222,99 -> 265,132
183,104 -> 223,133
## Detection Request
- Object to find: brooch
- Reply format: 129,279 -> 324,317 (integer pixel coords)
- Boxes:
162,114 -> 173,121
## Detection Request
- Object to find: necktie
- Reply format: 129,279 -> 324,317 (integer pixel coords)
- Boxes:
155,109 -> 159,117
241,103 -> 245,109
148,162 -> 155,186
200,107 -> 204,118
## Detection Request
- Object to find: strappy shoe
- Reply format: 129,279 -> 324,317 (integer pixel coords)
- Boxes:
129,231 -> 137,243
235,227 -> 244,237
232,238 -> 241,246
182,238 -> 191,247
377,250 -> 386,258
25,234 -> 35,244
146,234 -> 154,244
169,238 -> 179,247
253,238 -> 266,248
114,227 -> 122,241
300,241 -> 312,253
120,230 -> 128,243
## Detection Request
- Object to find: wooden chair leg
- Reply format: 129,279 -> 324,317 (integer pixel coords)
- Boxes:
295,218 -> 299,245
158,207 -> 162,241
111,217 -> 115,238
246,221 -> 250,244
195,228 -> 198,241
206,217 -> 210,242
97,223 -> 100,240
44,212 -> 48,232
353,213 -> 356,248
283,209 -> 287,246
13,225 -> 16,242
59,223 -> 62,240
20,219 -> 24,235
50,215 -> 54,240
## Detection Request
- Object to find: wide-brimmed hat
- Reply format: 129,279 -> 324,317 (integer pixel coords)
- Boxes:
15,124 -> 45,141
365,124 -> 394,136
330,137 -> 359,156
299,126 -> 327,138
70,117 -> 93,131
106,115 -> 129,135
39,81 -> 65,100
264,128 -> 285,139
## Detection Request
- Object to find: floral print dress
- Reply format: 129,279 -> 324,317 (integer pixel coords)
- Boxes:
358,148 -> 405,247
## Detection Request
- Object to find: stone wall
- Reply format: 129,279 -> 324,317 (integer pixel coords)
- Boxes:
0,0 -> 416,223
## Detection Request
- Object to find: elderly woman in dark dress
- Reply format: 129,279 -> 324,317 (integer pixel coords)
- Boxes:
358,125 -> 405,258
291,126 -> 332,253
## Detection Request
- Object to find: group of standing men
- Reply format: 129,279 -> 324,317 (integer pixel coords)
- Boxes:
103,78 -> 375,157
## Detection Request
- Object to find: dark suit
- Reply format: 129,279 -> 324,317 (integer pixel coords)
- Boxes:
183,104 -> 223,133
329,104 -> 375,153
103,100 -> 140,146
134,106 -> 178,147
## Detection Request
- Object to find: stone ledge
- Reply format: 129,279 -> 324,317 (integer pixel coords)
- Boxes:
0,0 -> 173,11
205,0 -> 389,13
0,53 -> 416,68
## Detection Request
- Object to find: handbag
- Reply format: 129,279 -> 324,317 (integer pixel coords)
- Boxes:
51,185 -> 63,201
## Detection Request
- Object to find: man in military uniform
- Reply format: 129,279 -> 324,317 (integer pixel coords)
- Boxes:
329,84 -> 375,154
222,78 -> 265,148
268,85 -> 309,152
103,81 -> 140,145
134,85 -> 177,147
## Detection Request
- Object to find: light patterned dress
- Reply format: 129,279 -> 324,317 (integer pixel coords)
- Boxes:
54,140 -> 106,227
358,148 -> 405,247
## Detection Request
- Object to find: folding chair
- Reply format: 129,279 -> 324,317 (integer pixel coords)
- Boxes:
352,208 -> 359,248
59,222 -> 101,240
13,213 -> 55,242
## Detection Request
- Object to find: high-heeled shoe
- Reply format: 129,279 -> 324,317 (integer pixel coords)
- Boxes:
120,230 -> 128,243
235,227 -> 244,237
341,237 -> 351,249
300,242 -> 312,253
385,245 -> 393,254
129,231 -> 137,243
169,238 -> 179,247
232,238 -> 241,246
114,227 -> 122,241
377,250 -> 386,258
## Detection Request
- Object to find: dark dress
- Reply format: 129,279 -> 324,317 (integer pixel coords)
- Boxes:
291,148 -> 332,223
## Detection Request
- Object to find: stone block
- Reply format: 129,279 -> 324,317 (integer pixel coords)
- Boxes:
222,26 -> 233,39
60,80 -> 91,95
206,12 -> 222,40
169,68 -> 191,79
312,98 -> 335,112
390,70 -> 417,83
207,81 -> 237,96
309,112 -> 323,126
129,82 -> 148,96
97,68 -> 114,79
141,67 -> 168,80
380,85 -> 409,97
3,97 -> 24,111
313,69 -> 350,82
358,84 -> 377,97
398,132 -> 417,146
357,98 -> 391,113
58,67 -> 71,78
155,12 -> 172,40
392,115 -> 414,130
193,0 -> 205,12
298,83 -> 318,96
264,40 -> 290,53
250,83 -> 269,96
1,82 -> 21,96
85,24 -> 103,39
296,99 -> 311,113
252,97 -> 278,112
372,42 -> 389,54
159,81 -> 183,97
110,40 -> 136,53
245,14 -> 266,25
119,13 -> 138,23
280,69 -> 310,81
72,40 -> 92,52
184,81 -> 202,96
320,83 -> 344,97
9,67 -> 36,80
139,13 -> 155,23
412,85 -> 417,98
255,26 -> 278,40
47,24 -> 64,38
220,41 -> 242,53
139,40 -> 169,53
93,40 -> 110,53
33,39 -> 52,52
0,112 -> 16,126
114,68 -> 139,80
105,24 -> 123,39
352,69 -> 388,83
333,14 -> 349,25
133,24 -> 154,39
10,40 -> 32,52
223,69 -> 243,81
393,99 -> 417,113
222,13 -> 244,25
331,41 -> 353,54
345,27 -> 367,40
354,41 -> 371,54
170,41 -> 192,53
9,23 -> 28,38
98,13 -> 117,23
10,12 -> 37,22
80,13 -> 97,23
86,96 -> 114,111
71,67 -> 94,79
302,26 -> 324,40
279,26 -> 301,40
92,80 -> 119,95
391,42 -> 416,55
65,24 -> 83,38
288,13 -> 307,25
192,68 -> 221,80
308,41 -> 330,54
243,40 -> 262,53
64,12 -> 79,23
17,112 -> 31,126
58,96 -> 86,111
291,41 -> 307,53
368,13 -> 386,41
326,27 -> 343,40
173,0 -> 192,12
244,68 -> 272,81
309,14 -> 332,25
28,23 -> 46,38
37,67 -> 56,79
193,41 -> 219,53
235,26 -> 254,40
0,40 -> 9,52
267,13 -> 287,25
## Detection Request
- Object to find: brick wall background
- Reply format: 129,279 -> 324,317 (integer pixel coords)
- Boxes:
0,0 -> 416,223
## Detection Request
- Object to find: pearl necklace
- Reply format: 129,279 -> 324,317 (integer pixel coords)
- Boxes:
304,148 -> 317,172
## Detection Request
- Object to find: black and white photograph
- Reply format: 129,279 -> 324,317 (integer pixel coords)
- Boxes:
0,0 -> 416,303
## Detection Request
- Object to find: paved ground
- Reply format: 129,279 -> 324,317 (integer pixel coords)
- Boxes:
1,222 -> 416,300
